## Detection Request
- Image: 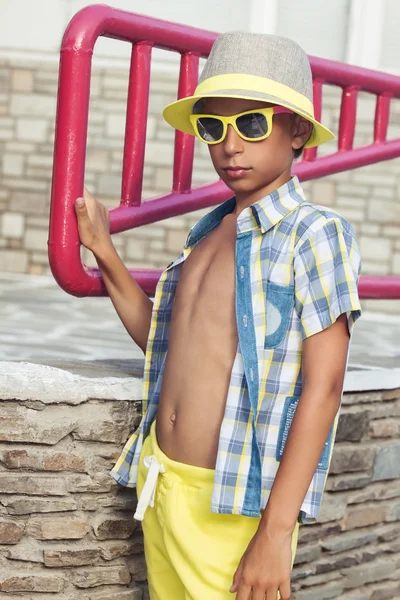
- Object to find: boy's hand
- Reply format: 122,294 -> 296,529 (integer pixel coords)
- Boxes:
230,528 -> 293,600
75,188 -> 112,256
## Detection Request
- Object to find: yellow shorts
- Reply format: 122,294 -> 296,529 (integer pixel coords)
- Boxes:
136,421 -> 299,600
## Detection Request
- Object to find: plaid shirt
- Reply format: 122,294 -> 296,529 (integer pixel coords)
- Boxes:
111,176 -> 362,523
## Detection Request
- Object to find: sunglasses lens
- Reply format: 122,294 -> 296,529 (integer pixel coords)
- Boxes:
236,112 -> 268,139
197,117 -> 224,142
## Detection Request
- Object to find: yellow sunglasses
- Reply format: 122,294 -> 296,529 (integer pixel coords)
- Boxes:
189,106 -> 293,145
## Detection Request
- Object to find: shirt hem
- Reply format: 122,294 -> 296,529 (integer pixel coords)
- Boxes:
302,303 -> 362,340
211,505 -> 261,518
109,469 -> 137,489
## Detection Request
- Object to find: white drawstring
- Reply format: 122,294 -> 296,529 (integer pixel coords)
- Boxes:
134,455 -> 165,521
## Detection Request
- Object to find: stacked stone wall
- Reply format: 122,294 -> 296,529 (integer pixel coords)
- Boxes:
0,361 -> 399,598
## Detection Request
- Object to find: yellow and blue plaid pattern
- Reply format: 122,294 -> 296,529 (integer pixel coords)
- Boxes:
111,176 -> 362,523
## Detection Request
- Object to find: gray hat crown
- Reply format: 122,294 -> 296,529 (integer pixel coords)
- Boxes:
199,31 -> 313,104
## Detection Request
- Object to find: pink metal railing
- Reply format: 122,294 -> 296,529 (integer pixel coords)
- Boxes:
49,4 -> 400,299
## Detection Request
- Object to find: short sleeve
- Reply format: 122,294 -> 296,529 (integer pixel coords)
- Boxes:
294,218 -> 362,339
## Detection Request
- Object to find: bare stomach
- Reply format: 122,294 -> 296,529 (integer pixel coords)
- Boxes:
156,315 -> 237,469
156,211 -> 238,468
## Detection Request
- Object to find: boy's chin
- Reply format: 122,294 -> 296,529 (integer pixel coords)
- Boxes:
222,178 -> 258,194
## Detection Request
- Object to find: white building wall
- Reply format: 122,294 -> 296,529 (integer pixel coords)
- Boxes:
1,0 -> 398,72
0,0 -> 250,60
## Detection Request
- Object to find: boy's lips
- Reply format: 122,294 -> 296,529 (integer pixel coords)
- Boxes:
222,166 -> 252,179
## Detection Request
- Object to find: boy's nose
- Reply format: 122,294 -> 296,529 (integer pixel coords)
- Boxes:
223,124 -> 243,155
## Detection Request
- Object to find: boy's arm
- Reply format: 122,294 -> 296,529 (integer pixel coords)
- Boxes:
75,189 -> 153,354
231,314 -> 350,600
259,312 -> 350,535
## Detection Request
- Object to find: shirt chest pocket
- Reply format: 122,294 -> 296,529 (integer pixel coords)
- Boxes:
265,282 -> 295,349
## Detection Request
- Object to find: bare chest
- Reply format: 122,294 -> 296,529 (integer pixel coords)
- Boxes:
174,214 -> 237,312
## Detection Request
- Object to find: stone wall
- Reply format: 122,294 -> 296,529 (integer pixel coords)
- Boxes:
1,60 -> 400,313
0,359 -> 146,600
0,359 -> 399,599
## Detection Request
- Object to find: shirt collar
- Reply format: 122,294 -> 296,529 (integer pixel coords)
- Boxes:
186,176 -> 306,247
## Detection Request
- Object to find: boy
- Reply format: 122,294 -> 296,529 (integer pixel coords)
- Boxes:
75,32 -> 362,600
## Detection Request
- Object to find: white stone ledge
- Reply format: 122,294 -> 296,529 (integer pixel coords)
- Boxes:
345,364 -> 400,393
0,360 -> 144,405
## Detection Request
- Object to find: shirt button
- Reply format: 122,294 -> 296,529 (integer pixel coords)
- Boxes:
240,265 -> 245,279
243,314 -> 248,327
250,367 -> 254,381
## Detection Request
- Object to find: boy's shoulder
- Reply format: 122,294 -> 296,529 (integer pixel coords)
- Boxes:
282,198 -> 357,248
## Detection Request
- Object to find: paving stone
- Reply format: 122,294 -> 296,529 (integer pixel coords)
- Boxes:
30,518 -> 89,540
1,496 -> 78,515
11,70 -> 34,92
330,445 -> 376,474
348,481 -> 400,504
336,411 -> 370,442
293,543 -> 321,565
318,492 -> 348,523
91,514 -> 137,540
44,547 -> 101,567
0,520 -> 25,544
130,554 -> 148,582
0,474 -> 67,496
372,442 -> 400,480
325,473 -> 372,493
0,249 -> 28,272
343,558 -> 395,588
86,589 -> 143,600
1,448 -> 87,472
7,539 -> 44,563
293,580 -> 344,600
344,503 -> 388,530
321,529 -> 377,554
0,574 -> 64,593
72,565 -> 131,589
2,155 -> 24,177
1,212 -> 25,238
99,540 -> 138,560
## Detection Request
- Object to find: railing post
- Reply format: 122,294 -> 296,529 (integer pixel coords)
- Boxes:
172,53 -> 200,193
121,42 -> 153,207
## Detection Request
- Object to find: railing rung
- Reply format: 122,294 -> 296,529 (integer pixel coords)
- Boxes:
303,78 -> 324,162
338,85 -> 359,151
374,93 -> 392,144
121,42 -> 153,207
173,52 -> 199,193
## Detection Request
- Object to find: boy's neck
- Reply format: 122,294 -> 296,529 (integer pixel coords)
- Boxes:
233,169 -> 293,217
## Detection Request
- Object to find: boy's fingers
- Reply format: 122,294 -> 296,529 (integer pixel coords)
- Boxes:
83,187 -> 92,201
251,588 -> 266,600
235,583 -> 252,600
277,580 -> 291,600
75,197 -> 88,219
229,562 -> 243,593
266,588 -> 281,600
75,197 -> 85,209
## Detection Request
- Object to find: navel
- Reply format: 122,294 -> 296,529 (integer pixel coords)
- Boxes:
169,412 -> 177,426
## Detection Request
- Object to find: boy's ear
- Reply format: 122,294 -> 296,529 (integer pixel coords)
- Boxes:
291,115 -> 313,150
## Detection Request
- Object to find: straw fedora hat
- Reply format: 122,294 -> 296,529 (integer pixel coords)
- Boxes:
163,31 -> 334,148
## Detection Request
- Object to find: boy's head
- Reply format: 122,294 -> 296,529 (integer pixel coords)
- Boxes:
163,31 -> 334,196
192,96 -> 312,197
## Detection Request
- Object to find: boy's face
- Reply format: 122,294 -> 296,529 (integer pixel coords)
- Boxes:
202,97 -> 312,202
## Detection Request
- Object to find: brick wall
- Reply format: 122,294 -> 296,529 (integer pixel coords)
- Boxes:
1,60 -> 400,312
1,360 -> 400,599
